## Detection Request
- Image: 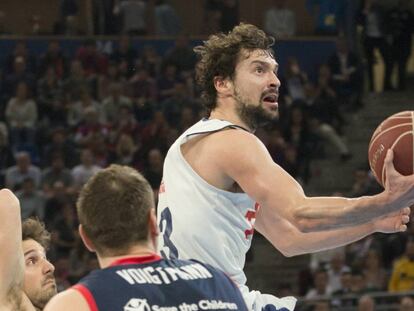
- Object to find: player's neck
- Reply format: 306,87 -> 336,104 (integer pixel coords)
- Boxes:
210,108 -> 253,132
98,243 -> 158,268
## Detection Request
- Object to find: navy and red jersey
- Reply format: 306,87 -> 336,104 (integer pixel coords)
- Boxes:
73,254 -> 248,311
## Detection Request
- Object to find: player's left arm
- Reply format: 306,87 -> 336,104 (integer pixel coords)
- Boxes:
44,289 -> 90,311
0,189 -> 24,300
254,207 -> 407,257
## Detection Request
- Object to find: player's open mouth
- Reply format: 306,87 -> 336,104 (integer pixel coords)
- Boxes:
262,94 -> 278,107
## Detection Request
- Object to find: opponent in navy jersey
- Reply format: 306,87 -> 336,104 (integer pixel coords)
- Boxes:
44,165 -> 247,311
157,23 -> 413,311
74,255 -> 247,311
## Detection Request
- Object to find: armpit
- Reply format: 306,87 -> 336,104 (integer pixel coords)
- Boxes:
5,284 -> 23,311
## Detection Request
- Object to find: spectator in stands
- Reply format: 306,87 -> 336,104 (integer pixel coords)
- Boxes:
349,270 -> 368,295
101,82 -> 132,125
39,40 -> 68,79
128,66 -> 157,114
162,81 -> 194,126
280,57 -> 309,106
306,269 -> 333,299
309,65 -> 351,161
16,177 -> 46,220
357,295 -> 375,311
75,39 -> 108,78
41,154 -> 74,197
204,0 -> 222,33
42,128 -> 78,169
51,202 -> 77,258
68,233 -> 93,283
6,81 -> 38,150
358,0 -> 392,92
37,66 -> 63,125
310,64 -> 344,134
400,296 -> 414,311
362,249 -> 388,291
283,105 -> 320,164
113,0 -> 148,35
59,0 -> 79,22
219,0 -> 239,32
110,35 -> 138,78
97,61 -> 127,100
5,151 -> 41,190
71,148 -> 102,189
140,45 -> 162,77
143,147 -> 164,192
3,56 -> 36,100
326,252 -> 351,293
73,105 -> 106,147
141,110 -> 171,153
348,167 -> 382,197
0,10 -> 10,35
154,0 -> 182,36
389,237 -> 414,292
157,64 -> 180,102
264,0 -> 296,38
346,235 -> 383,271
56,15 -> 84,36
28,14 -> 44,36
110,133 -> 141,168
386,0 -> 414,91
62,59 -> 90,101
163,35 -> 197,74
43,181 -> 72,228
112,104 -> 140,139
328,37 -> 362,110
67,88 -> 101,128
306,0 -> 345,35
4,41 -> 37,75
332,270 -> 353,296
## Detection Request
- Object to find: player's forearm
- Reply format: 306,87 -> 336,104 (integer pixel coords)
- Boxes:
282,221 -> 375,256
292,193 -> 387,232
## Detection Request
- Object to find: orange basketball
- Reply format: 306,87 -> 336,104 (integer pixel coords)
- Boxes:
368,111 -> 414,187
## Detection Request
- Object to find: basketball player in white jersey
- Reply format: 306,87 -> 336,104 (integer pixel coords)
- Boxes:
157,23 -> 414,311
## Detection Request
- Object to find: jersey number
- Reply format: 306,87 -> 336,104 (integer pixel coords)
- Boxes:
159,207 -> 179,259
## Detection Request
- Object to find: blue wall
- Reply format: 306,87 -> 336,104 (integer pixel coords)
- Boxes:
0,38 -> 335,81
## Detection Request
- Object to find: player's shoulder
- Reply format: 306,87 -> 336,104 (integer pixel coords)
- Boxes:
206,126 -> 265,154
44,288 -> 90,311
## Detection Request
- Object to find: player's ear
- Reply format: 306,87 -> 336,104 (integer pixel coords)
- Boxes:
214,76 -> 233,96
79,224 -> 96,252
149,208 -> 159,237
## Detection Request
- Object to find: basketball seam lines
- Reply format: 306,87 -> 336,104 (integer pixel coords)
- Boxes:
369,123 -> 412,153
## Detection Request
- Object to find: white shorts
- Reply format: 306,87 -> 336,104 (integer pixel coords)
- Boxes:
240,286 -> 297,311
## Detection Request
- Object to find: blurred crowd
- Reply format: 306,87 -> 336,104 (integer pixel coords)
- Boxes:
0,32 -> 372,295
0,0 -> 413,307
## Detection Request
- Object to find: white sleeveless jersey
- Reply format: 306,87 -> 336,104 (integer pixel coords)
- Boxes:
157,119 -> 297,311
157,119 -> 257,286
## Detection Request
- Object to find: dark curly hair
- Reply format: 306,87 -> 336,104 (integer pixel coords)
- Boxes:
22,218 -> 51,250
194,23 -> 275,113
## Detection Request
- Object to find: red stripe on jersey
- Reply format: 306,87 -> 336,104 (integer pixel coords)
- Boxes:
73,284 -> 99,311
109,254 -> 162,267
159,181 -> 165,193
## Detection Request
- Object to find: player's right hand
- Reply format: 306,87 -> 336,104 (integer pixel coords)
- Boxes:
383,150 -> 414,212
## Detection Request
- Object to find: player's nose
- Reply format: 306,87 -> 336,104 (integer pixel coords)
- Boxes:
43,258 -> 55,274
269,72 -> 281,89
